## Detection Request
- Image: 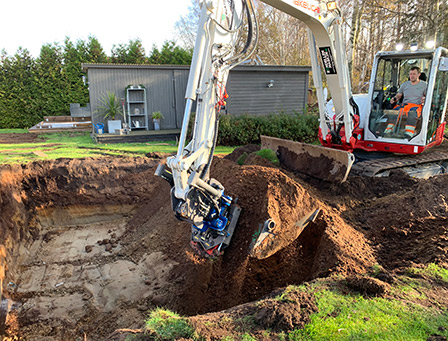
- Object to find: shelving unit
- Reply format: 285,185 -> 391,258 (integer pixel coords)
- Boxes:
126,85 -> 148,131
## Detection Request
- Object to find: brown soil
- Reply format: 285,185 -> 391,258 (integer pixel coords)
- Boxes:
189,288 -> 317,341
0,139 -> 447,340
0,133 -> 45,144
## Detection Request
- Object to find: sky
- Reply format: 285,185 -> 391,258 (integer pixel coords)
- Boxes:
1,0 -> 192,57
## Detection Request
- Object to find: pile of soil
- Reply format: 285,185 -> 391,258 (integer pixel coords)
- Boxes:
0,140 -> 447,340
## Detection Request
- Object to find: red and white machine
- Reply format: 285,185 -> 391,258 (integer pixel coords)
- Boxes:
156,0 -> 448,257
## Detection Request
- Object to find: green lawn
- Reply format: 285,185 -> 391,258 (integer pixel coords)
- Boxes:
0,130 -> 236,164
1,129 -> 29,133
142,264 -> 448,341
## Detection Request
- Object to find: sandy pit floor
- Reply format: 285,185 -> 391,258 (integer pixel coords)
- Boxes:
0,140 -> 447,340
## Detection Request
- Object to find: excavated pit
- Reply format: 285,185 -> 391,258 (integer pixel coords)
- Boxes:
0,143 -> 447,340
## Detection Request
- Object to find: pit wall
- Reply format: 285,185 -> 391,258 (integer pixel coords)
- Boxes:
0,164 -> 35,292
0,158 -> 158,297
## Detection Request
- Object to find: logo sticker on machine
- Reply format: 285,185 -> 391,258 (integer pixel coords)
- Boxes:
319,47 -> 337,74
293,0 -> 321,14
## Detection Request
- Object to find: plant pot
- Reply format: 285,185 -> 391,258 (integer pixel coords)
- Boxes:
107,120 -> 122,134
153,118 -> 161,130
95,123 -> 104,134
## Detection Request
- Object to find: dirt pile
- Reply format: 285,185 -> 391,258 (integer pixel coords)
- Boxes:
189,288 -> 317,341
163,157 -> 375,316
0,144 -> 447,339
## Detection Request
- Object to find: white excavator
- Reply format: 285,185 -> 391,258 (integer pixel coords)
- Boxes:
156,0 -> 448,258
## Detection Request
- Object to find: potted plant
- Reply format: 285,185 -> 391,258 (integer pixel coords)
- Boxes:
152,111 -> 164,130
97,92 -> 123,133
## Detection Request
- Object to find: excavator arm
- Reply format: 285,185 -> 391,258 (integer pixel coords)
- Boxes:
156,0 -> 357,257
263,0 -> 358,147
156,0 -> 257,257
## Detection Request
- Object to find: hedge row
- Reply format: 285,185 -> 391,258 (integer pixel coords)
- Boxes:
216,112 -> 320,146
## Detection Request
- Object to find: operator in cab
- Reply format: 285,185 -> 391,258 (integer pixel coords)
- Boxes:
384,66 -> 427,139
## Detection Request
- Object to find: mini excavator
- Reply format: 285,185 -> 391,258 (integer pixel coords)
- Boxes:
156,0 -> 448,258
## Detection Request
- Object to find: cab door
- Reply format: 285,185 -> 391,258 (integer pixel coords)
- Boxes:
426,56 -> 448,145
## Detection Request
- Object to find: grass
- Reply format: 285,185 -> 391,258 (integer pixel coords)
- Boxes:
144,308 -> 195,340
0,130 -> 236,164
255,148 -> 280,166
0,129 -> 29,133
236,148 -> 280,166
290,289 -> 448,340
406,263 -> 448,283
139,264 -> 448,341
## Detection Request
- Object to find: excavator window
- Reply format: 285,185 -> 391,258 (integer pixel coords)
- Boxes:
369,55 -> 433,140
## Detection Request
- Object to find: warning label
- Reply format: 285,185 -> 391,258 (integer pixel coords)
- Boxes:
319,47 -> 337,75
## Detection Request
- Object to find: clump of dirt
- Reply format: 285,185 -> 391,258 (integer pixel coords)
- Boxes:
224,144 -> 260,162
0,139 -> 447,340
253,289 -> 317,331
345,275 -> 391,296
243,152 -> 276,168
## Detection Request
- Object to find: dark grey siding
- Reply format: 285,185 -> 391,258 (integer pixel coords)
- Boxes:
83,64 -> 310,130
226,66 -> 310,115
84,64 -> 190,130
173,70 -> 190,128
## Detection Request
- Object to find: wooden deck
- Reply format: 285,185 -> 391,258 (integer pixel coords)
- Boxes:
93,129 -> 181,143
29,116 -> 92,133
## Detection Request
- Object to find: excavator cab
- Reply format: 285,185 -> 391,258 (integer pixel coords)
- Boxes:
366,48 -> 448,150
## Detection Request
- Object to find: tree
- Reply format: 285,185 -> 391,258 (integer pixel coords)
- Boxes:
174,0 -> 200,49
148,41 -> 192,65
254,2 -> 310,65
35,44 -> 67,117
397,0 -> 448,48
0,48 -> 39,128
111,39 -> 147,64
62,38 -> 89,107
86,36 -> 108,63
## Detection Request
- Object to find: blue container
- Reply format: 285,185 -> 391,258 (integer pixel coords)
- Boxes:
95,123 -> 104,134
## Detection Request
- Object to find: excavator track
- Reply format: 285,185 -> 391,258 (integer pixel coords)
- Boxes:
351,150 -> 448,178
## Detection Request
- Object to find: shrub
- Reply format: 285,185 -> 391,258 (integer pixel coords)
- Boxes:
216,112 -> 319,146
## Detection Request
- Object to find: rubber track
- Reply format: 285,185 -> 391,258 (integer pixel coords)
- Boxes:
351,150 -> 448,177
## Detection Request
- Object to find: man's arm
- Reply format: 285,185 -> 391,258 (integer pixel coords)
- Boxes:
391,92 -> 403,104
422,82 -> 427,105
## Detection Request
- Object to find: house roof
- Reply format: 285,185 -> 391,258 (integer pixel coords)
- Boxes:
81,63 -> 311,73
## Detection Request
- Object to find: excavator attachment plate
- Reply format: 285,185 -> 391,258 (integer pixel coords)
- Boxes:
261,136 -> 355,182
190,203 -> 241,258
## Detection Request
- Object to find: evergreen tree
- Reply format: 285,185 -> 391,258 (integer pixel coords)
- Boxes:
148,41 -> 192,65
111,39 -> 147,64
62,38 -> 89,108
0,48 -> 39,128
35,44 -> 67,117
86,36 -> 108,63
